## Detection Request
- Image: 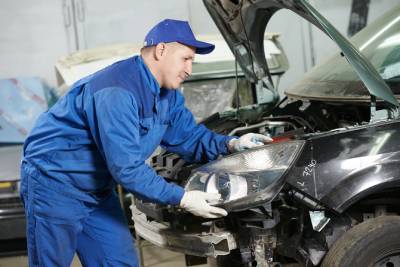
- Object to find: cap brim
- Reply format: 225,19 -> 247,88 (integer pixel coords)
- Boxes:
178,39 -> 215,54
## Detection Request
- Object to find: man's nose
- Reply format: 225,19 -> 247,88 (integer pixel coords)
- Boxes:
185,62 -> 192,76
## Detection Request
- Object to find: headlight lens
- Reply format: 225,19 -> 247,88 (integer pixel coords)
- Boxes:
185,140 -> 304,208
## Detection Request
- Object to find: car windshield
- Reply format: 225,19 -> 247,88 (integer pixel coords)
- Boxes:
286,6 -> 400,101
0,77 -> 57,144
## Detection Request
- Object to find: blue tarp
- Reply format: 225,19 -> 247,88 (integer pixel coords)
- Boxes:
0,77 -> 57,143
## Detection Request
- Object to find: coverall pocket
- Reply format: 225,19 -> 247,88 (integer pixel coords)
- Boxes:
139,117 -> 153,136
32,179 -> 88,221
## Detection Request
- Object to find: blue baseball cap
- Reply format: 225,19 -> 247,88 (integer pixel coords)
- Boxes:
144,19 -> 215,54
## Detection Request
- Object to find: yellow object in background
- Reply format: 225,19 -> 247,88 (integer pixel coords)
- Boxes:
0,182 -> 12,189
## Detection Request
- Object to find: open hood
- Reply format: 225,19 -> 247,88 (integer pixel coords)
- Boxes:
204,0 -> 399,108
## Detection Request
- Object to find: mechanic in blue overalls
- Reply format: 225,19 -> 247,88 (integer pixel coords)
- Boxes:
20,19 -> 271,267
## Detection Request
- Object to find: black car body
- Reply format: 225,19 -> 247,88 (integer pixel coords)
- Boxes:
131,1 -> 400,266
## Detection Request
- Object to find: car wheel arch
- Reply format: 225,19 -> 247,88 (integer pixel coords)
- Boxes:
321,161 -> 400,213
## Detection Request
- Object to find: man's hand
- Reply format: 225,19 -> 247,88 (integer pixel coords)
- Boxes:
180,191 -> 228,218
228,133 -> 272,153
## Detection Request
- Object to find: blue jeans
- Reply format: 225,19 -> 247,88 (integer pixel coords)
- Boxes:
20,164 -> 138,267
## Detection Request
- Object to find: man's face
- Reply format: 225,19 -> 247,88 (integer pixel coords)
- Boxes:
159,42 -> 195,89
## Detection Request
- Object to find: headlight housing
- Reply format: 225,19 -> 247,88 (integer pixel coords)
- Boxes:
185,140 -> 305,211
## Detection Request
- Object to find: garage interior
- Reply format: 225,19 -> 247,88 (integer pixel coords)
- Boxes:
1,0 -> 400,266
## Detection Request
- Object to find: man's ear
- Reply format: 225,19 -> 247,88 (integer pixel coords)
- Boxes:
154,43 -> 166,60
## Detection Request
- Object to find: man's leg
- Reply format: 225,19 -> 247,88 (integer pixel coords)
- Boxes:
76,191 -> 138,267
21,174 -> 87,267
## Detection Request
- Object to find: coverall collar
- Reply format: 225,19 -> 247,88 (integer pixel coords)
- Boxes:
137,55 -> 161,96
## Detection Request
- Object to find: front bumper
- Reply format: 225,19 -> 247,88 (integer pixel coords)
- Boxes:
130,205 -> 237,257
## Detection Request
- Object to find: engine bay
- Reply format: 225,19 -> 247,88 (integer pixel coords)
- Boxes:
135,97 -> 372,222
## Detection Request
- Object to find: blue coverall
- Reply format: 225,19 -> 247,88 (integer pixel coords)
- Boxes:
20,55 -> 234,267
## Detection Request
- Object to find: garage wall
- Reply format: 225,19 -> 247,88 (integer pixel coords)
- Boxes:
80,0 -> 190,49
0,0 -> 70,87
0,0 -> 398,92
0,0 -> 192,86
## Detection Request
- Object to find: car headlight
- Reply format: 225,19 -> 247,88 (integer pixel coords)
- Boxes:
185,140 -> 305,211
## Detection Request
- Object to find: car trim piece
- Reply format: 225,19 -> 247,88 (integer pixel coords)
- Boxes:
131,205 -> 237,257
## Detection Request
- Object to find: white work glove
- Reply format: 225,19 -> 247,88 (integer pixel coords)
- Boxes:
228,133 -> 273,153
180,191 -> 228,218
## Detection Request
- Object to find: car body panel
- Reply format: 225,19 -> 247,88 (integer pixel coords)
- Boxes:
286,120 -> 400,212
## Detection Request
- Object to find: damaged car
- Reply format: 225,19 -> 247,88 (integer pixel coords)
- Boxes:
131,1 -> 400,266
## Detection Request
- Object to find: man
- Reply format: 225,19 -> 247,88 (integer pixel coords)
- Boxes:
20,19 -> 271,266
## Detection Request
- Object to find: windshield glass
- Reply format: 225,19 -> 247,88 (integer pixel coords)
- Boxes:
0,77 -> 57,144
286,6 -> 400,101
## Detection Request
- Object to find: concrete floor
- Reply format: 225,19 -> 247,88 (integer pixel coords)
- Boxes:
0,240 -> 208,267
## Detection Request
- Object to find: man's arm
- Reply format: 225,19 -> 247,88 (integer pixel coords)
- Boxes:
83,87 -> 184,205
161,90 -> 236,163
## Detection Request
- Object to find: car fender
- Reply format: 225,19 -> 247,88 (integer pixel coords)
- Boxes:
321,160 -> 400,212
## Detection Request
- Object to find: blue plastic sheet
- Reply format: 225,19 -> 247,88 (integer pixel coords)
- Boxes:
0,77 -> 57,143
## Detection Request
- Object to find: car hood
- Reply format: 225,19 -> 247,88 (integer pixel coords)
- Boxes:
204,0 -> 399,108
0,145 -> 23,181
